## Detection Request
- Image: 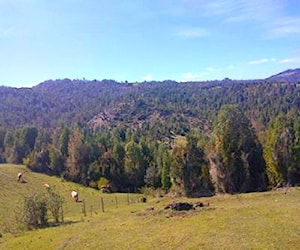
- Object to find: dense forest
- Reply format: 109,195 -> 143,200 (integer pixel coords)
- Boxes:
1,70 -> 300,196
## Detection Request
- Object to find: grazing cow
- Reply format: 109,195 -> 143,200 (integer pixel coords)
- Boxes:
44,183 -> 50,189
17,172 -> 25,183
71,191 -> 79,202
100,184 -> 111,193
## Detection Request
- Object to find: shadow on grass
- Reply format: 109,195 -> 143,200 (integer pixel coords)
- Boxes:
2,220 -> 82,237
40,220 -> 81,229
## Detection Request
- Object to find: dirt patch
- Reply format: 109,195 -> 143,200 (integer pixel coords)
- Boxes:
136,204 -> 214,219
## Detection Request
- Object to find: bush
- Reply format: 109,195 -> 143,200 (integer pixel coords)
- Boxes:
140,186 -> 165,198
22,188 -> 64,229
23,193 -> 48,229
46,187 -> 64,223
89,180 -> 99,189
97,177 -> 109,190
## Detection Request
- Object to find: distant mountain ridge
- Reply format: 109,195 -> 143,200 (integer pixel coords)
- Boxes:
1,69 -> 300,131
266,68 -> 300,83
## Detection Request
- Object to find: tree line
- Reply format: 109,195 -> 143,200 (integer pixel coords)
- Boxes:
1,79 -> 300,132
1,105 -> 299,196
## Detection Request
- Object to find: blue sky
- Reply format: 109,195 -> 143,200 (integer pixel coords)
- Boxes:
1,0 -> 300,87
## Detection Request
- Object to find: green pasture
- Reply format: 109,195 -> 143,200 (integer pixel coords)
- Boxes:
0,164 -> 142,229
0,164 -> 299,249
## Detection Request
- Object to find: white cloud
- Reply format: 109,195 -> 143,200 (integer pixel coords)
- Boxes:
177,27 -> 208,38
206,67 -> 218,72
180,66 -> 226,81
180,72 -> 206,81
267,17 -> 300,38
279,58 -> 293,64
227,64 -> 236,69
248,58 -> 276,65
201,1 -> 237,16
279,57 -> 300,64
199,0 -> 282,21
225,0 -> 283,22
142,74 -> 153,81
179,63 -> 249,81
193,0 -> 300,39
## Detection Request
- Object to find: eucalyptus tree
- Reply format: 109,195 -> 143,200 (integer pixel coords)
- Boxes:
0,127 -> 6,162
171,134 -> 211,196
9,127 -> 38,164
65,127 -> 90,183
124,139 -> 145,190
264,109 -> 300,186
110,137 -> 125,189
211,105 -> 267,193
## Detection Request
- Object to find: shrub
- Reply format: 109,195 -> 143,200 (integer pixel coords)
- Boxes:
23,193 -> 48,229
97,177 -> 109,190
22,188 -> 64,229
89,180 -> 99,189
46,187 -> 64,223
140,186 -> 165,198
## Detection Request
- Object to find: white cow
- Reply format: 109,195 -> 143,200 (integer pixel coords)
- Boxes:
17,172 -> 24,183
71,191 -> 79,202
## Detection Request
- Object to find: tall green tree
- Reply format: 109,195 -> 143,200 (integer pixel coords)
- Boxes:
11,127 -> 38,164
3,130 -> 14,162
66,127 -> 90,183
170,144 -> 186,195
0,127 -> 6,162
264,109 -> 300,186
186,135 -> 213,196
171,135 -> 212,196
141,138 -> 160,188
58,125 -> 70,158
24,128 -> 51,173
124,139 -> 145,190
161,147 -> 171,191
109,138 -> 125,190
47,125 -> 70,176
211,105 -> 267,193
48,145 -> 64,176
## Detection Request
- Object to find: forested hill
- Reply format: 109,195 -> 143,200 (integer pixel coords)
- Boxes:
0,78 -> 132,129
0,71 -> 300,132
267,68 -> 300,83
0,69 -> 300,196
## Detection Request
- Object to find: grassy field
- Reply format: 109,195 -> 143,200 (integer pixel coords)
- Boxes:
0,164 -> 300,249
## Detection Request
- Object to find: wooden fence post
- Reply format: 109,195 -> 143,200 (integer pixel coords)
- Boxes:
82,199 -> 86,217
101,197 -> 105,212
61,204 -> 64,222
115,196 -> 118,208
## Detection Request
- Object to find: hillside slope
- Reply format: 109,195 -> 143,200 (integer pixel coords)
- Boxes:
0,164 -> 140,232
0,79 -> 132,129
267,68 -> 300,83
1,69 -> 300,131
0,164 -> 299,249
